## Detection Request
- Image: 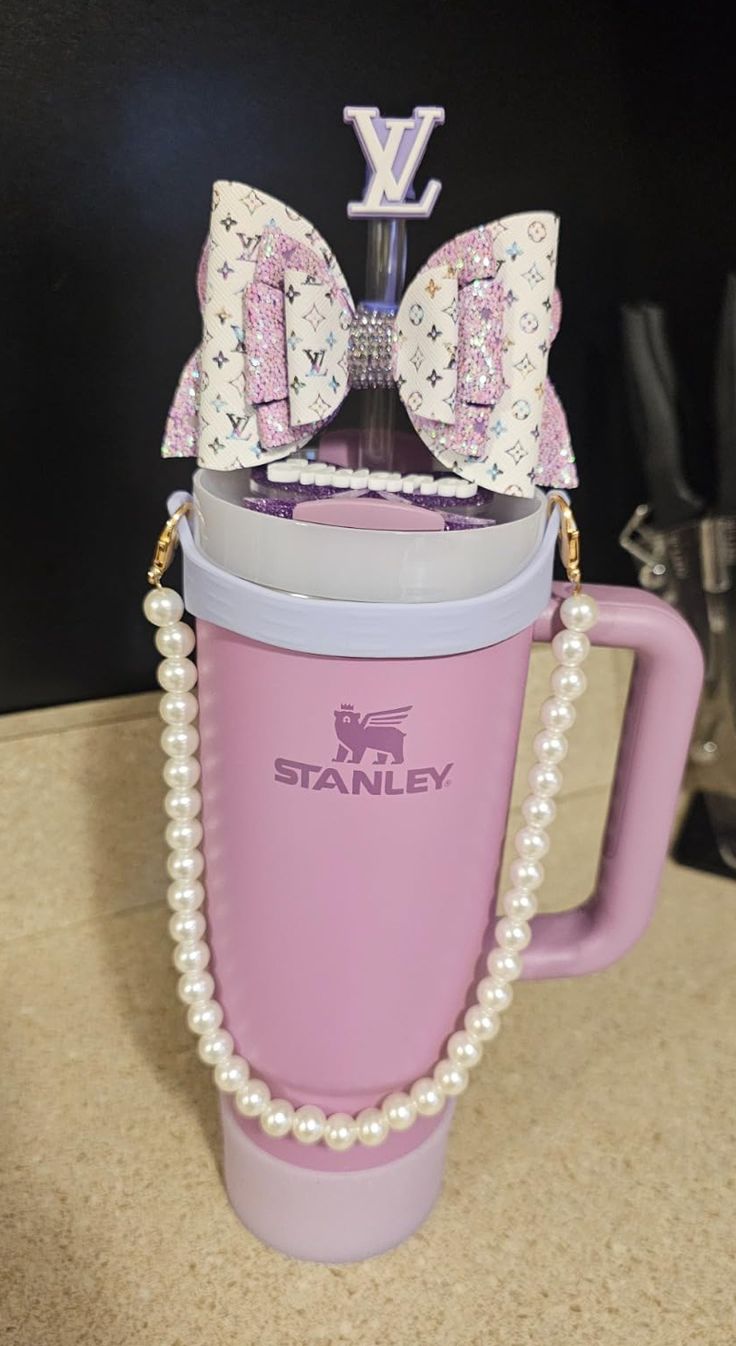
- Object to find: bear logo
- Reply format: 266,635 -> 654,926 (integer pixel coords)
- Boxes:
333,704 -> 411,766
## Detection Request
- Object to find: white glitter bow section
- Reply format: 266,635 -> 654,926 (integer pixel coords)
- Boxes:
198,182 -> 349,471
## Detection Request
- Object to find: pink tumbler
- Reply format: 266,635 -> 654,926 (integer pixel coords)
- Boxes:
164,473 -> 703,1263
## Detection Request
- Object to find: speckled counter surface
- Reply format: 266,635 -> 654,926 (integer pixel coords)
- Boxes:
2,648 -> 735,1345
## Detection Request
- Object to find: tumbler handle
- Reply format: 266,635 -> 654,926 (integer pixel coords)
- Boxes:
524,584 -> 703,979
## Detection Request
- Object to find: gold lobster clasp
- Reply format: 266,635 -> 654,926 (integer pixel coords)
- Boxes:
147,502 -> 192,588
547,492 -> 582,592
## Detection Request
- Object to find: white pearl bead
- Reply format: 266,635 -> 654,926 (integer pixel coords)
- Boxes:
166,820 -> 203,853
486,948 -> 523,982
502,890 -> 538,921
560,591 -> 598,632
144,587 -> 184,627
157,658 -> 198,693
186,998 -> 223,1035
292,1104 -> 327,1145
160,724 -> 200,759
509,857 -> 544,890
447,1030 -> 483,1070
496,917 -> 531,952
235,1078 -> 271,1118
169,909 -> 205,943
522,794 -> 556,829
159,690 -> 198,725
528,764 -> 562,799
163,757 -> 201,790
382,1092 -> 417,1132
551,665 -> 587,702
464,1004 -> 500,1042
168,879 -> 205,913
410,1077 -> 446,1116
177,969 -> 214,1005
434,1059 -> 469,1097
164,788 -> 202,821
172,939 -> 210,974
260,1099 -> 295,1138
533,729 -> 568,766
515,826 -> 549,861
155,622 -> 195,659
324,1113 -> 359,1151
541,696 -> 576,734
477,976 -> 513,1012
167,849 -> 204,883
197,1028 -> 233,1066
552,629 -> 590,666
356,1107 -> 390,1147
214,1055 -> 250,1093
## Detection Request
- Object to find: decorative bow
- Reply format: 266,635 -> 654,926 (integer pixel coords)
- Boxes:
162,181 -> 577,497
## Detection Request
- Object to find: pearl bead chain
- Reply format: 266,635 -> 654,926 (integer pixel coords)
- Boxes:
144,582 -> 599,1149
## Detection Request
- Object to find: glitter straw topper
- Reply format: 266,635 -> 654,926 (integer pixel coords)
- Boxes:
145,107 -> 702,1261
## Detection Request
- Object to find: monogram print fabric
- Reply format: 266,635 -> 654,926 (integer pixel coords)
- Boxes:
161,183 -> 577,495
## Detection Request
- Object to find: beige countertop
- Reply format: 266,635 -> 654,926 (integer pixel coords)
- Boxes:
2,648 -> 735,1345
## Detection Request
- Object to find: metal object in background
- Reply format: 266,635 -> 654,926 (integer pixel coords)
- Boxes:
713,277 -> 736,716
692,516 -> 736,761
622,304 -> 703,528
715,274 -> 736,514
621,509 -> 736,873
621,282 -> 736,875
621,302 -> 708,651
619,503 -> 669,592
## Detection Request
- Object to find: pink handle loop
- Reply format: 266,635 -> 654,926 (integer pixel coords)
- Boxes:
524,583 -> 703,979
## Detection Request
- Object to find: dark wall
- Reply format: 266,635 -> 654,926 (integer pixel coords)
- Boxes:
1,0 -> 731,712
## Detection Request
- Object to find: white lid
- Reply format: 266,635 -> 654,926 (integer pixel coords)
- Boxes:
192,468 -> 547,603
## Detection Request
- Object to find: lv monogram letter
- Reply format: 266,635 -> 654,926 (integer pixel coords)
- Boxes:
343,106 -> 444,219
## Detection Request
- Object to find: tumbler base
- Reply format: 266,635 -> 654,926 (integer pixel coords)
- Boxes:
220,1097 -> 454,1263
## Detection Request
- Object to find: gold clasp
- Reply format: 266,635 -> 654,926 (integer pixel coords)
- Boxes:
147,502 -> 192,588
547,492 -> 582,592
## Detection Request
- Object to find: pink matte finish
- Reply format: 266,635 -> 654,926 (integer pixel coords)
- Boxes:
524,583 -> 703,977
292,493 -> 444,530
196,621 -> 534,1172
194,582 -> 702,1219
220,1095 -> 454,1262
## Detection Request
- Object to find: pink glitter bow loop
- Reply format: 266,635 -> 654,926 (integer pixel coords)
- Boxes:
160,181 -> 577,496
393,215 -> 573,494
395,226 -> 507,456
244,226 -> 355,450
